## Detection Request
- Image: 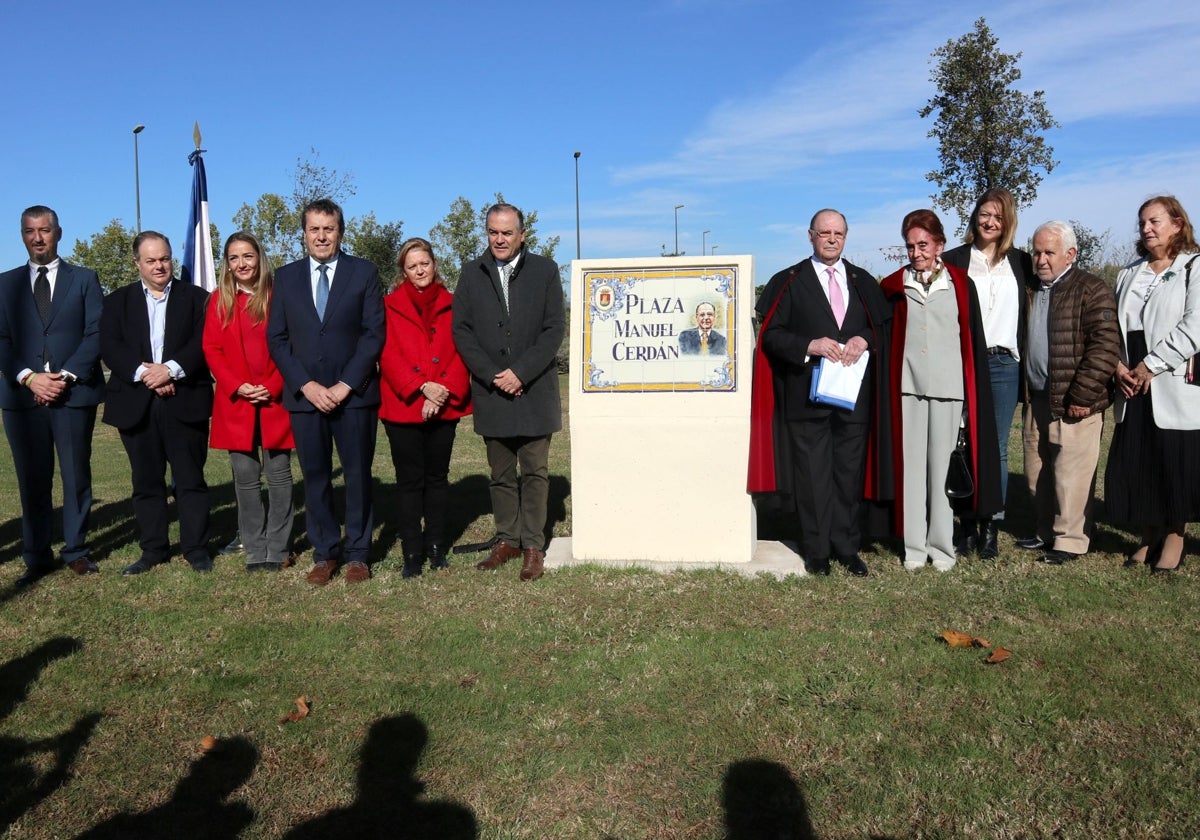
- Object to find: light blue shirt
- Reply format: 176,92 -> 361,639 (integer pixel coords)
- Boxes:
132,280 -> 183,383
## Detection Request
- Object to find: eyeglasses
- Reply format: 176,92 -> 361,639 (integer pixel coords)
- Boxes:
811,230 -> 846,240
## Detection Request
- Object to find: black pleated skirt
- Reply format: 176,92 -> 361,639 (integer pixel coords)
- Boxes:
1104,331 -> 1200,525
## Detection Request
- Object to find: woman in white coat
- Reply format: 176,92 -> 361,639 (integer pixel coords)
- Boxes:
1105,195 -> 1200,573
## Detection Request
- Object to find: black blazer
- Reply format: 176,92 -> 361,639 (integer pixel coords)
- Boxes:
760,259 -> 890,422
100,280 -> 213,430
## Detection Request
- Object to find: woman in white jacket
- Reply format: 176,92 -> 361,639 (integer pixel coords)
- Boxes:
1105,195 -> 1200,573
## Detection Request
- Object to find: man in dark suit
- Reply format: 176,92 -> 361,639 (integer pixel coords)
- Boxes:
678,302 -> 728,356
267,198 -> 384,585
0,206 -> 105,586
100,231 -> 213,575
452,203 -> 566,582
756,209 -> 891,577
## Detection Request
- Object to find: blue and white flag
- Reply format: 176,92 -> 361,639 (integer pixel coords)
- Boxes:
181,145 -> 216,292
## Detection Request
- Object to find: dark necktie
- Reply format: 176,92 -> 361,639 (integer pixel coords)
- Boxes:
316,264 -> 330,319
34,266 -> 51,323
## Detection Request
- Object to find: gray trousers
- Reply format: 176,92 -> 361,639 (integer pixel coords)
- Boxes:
901,394 -> 962,571
484,435 -> 552,550
230,448 -> 294,566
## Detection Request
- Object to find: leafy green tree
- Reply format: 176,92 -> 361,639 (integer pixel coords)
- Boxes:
231,150 -> 386,270
429,193 -> 560,290
345,212 -> 404,289
232,192 -> 299,266
920,17 -> 1060,233
69,219 -> 137,293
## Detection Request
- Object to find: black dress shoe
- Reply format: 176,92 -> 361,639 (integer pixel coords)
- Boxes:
803,557 -> 831,576
246,562 -> 282,573
979,521 -> 1000,560
122,558 -> 159,576
219,537 -> 244,555
1016,537 -> 1046,551
1039,549 -> 1081,565
188,556 -> 214,573
15,564 -> 56,587
837,555 -> 870,577
401,553 -> 425,579
427,543 -> 449,571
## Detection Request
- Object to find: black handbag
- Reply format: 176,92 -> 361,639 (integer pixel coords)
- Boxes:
945,422 -> 974,499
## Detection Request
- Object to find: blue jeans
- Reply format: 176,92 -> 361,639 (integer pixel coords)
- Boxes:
988,352 -> 1020,518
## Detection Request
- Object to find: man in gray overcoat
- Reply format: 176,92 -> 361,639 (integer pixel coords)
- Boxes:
452,203 -> 566,581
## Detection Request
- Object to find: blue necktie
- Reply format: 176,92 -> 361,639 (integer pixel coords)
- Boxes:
316,264 -> 330,319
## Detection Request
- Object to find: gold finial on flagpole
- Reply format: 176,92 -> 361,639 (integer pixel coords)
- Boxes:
193,121 -> 202,150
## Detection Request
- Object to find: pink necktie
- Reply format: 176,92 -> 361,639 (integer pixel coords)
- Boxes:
827,266 -> 845,328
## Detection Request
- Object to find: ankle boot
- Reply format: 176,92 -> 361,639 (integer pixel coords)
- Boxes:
401,543 -> 425,578
427,542 -> 449,571
979,520 -> 999,559
955,519 -> 980,557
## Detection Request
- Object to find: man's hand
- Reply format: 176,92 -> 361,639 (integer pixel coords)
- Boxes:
1066,404 -> 1092,419
841,336 -> 868,366
301,381 -> 340,414
140,362 -> 174,390
153,382 -> 176,398
806,337 -> 844,362
493,368 -> 523,396
28,372 -> 68,405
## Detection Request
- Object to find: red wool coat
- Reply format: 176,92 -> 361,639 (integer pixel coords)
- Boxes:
202,292 -> 295,451
380,283 -> 471,423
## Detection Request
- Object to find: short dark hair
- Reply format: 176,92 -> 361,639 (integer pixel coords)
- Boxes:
302,198 -> 345,235
901,209 -> 946,246
21,205 -> 60,230
486,203 -> 525,231
133,230 -> 171,258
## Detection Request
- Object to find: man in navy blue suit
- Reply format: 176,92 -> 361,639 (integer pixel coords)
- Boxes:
0,206 -> 105,586
267,199 -> 384,585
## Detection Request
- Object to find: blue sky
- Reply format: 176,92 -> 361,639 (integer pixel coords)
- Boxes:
3,0 -> 1197,283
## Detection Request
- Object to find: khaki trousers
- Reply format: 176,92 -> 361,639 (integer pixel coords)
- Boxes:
485,435 -> 552,550
1022,394 -> 1103,554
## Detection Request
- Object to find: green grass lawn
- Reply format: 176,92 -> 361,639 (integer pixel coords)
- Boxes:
1,381 -> 1197,839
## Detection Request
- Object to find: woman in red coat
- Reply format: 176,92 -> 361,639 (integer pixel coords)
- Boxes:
380,238 -> 472,577
203,232 -> 295,572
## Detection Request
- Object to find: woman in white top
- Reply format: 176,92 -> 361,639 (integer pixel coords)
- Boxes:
943,188 -> 1034,559
1105,195 -> 1200,573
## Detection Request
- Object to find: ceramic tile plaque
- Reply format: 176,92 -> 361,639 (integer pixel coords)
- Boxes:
580,264 -> 738,392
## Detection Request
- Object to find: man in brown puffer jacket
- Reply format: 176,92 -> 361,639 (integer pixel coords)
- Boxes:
1016,220 -> 1119,565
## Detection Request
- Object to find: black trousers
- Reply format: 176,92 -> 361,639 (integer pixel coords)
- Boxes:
384,419 -> 458,549
786,415 -> 868,561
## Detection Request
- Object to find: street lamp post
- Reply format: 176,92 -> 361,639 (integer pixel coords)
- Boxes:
673,204 -> 684,255
132,124 -> 145,233
703,229 -> 711,255
573,151 -> 581,260
711,245 -> 719,255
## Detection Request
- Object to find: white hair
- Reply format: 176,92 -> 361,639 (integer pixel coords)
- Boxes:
1034,220 -> 1077,252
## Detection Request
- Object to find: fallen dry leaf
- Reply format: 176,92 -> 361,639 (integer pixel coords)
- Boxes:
199,735 -> 219,753
973,637 -> 991,649
985,647 -> 1012,664
940,630 -> 975,648
279,696 -> 311,724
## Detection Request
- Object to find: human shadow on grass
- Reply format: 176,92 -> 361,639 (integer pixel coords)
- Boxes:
0,637 -> 103,833
73,736 -> 257,840
721,759 -> 817,840
283,714 -> 475,839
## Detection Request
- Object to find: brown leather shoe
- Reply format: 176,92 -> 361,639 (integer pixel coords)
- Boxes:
343,560 -> 370,583
306,560 -> 337,586
519,547 -> 545,582
477,541 -> 520,571
67,558 -> 99,576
